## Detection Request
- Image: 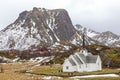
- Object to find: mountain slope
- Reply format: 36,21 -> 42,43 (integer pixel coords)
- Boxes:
0,7 -> 120,51
71,24 -> 102,46
93,31 -> 120,46
74,24 -> 120,47
74,24 -> 100,37
0,7 -> 75,50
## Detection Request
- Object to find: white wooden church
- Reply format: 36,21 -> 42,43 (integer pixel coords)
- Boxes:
62,49 -> 102,72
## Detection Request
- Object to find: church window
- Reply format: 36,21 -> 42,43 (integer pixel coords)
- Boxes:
66,66 -> 69,69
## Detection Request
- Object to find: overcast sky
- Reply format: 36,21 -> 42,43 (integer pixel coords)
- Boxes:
0,0 -> 120,35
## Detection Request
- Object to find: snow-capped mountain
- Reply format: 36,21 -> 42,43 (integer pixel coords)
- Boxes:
74,24 -> 100,37
93,31 -> 120,47
0,7 -> 75,50
74,24 -> 120,47
0,7 -> 119,51
71,24 -> 101,45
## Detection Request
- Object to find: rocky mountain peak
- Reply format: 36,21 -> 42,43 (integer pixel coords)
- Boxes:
96,31 -> 120,40
102,31 -> 119,37
73,25 -> 120,47
0,7 -> 75,50
74,24 -> 100,37
0,7 -> 120,50
93,31 -> 120,46
19,11 -> 29,20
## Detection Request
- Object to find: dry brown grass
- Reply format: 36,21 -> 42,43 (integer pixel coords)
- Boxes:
0,62 -> 44,80
0,63 -> 120,80
0,62 -> 75,80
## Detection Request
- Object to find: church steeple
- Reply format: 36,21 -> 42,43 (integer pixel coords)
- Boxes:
82,30 -> 86,49
82,33 -> 85,49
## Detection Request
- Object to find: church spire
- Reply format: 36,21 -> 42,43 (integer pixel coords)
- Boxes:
82,32 -> 85,49
81,28 -> 87,50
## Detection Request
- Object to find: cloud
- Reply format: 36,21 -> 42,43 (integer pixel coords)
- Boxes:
0,0 -> 120,34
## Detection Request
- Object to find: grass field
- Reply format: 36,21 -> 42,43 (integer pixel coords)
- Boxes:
0,63 -> 120,80
29,65 -> 120,77
0,62 -> 44,80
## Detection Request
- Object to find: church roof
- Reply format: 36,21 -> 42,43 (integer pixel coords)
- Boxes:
86,55 -> 98,63
68,58 -> 76,66
73,55 -> 83,64
78,53 -> 86,63
66,49 -> 99,65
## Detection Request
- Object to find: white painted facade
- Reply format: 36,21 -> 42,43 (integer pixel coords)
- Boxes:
63,49 -> 102,72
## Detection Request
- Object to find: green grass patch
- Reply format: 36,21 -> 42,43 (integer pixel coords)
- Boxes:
27,66 -> 120,77
106,53 -> 119,58
0,51 -> 15,59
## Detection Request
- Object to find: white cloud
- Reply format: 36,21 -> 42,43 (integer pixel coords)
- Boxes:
0,0 -> 120,34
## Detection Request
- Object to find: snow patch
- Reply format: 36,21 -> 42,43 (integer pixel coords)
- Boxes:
70,74 -> 119,79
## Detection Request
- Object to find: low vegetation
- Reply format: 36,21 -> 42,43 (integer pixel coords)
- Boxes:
47,44 -> 120,68
28,65 -> 120,77
0,62 -> 120,80
0,62 -> 44,80
0,51 -> 15,59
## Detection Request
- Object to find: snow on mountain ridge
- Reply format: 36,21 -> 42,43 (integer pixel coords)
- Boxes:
74,24 -> 100,37
93,31 -> 120,46
74,24 -> 120,47
0,19 -> 41,50
0,7 -> 120,50
0,7 -> 75,50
